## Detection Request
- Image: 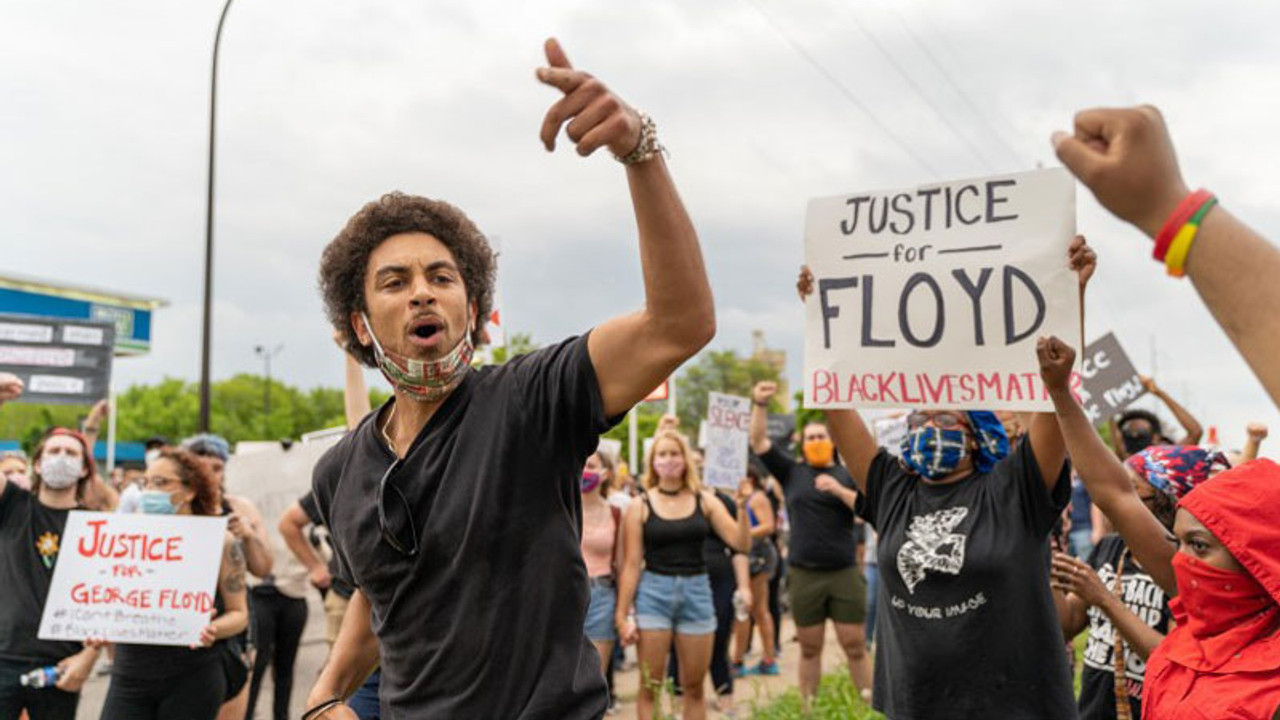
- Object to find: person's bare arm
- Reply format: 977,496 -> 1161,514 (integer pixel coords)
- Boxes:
1141,376 -> 1202,445
614,499 -> 645,646
747,492 -> 774,539
1052,552 -> 1165,660
1052,586 -> 1089,643
535,39 -> 714,417
197,536 -> 250,647
749,382 -> 775,456
1054,105 -> 1280,410
305,589 -> 379,719
80,399 -> 109,449
1038,336 -> 1177,596
1243,423 -> 1268,461
226,495 -> 273,579
795,265 -> 878,489
279,501 -> 331,590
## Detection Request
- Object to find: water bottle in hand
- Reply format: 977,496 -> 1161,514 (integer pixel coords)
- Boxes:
732,590 -> 749,622
19,666 -> 60,689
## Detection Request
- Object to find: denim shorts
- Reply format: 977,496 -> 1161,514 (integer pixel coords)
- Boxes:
634,570 -> 717,635
584,580 -> 618,642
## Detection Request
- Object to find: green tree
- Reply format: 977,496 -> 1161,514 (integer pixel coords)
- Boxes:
489,332 -> 539,365
673,349 -> 783,431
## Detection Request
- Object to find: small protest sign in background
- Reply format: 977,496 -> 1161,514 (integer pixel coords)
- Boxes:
0,314 -> 115,405
804,168 -> 1079,411
1076,332 -> 1147,422
703,392 -> 751,489
766,413 -> 796,453
39,512 -> 228,646
873,414 -> 909,457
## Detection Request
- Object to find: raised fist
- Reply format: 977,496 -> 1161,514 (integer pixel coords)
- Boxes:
1052,106 -> 1189,238
753,381 -> 777,406
1037,336 -> 1077,393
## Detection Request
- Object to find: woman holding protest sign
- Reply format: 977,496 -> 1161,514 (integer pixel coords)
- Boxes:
614,430 -> 749,720
790,236 -> 1094,720
1038,335 -> 1280,718
99,448 -> 249,720
0,428 -> 103,720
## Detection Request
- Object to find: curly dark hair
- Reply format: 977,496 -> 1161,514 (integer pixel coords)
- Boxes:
156,448 -> 220,517
319,192 -> 497,367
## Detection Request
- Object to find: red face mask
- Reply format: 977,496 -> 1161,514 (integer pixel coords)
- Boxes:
1171,552 -> 1273,639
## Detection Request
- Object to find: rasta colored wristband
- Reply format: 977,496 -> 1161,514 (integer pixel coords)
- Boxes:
1164,196 -> 1218,277
1153,188 -> 1212,262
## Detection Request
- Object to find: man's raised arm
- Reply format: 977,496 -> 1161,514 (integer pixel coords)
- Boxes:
535,39 -> 714,417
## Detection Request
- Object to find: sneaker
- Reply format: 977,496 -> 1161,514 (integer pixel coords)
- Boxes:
731,661 -> 746,677
606,696 -> 619,715
752,659 -> 780,676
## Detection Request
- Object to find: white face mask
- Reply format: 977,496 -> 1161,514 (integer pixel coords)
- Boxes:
39,454 -> 83,490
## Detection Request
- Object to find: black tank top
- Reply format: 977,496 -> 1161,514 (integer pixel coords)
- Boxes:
642,492 -> 709,576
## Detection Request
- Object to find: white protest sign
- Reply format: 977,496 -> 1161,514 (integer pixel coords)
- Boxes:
703,392 -> 752,490
39,512 -> 228,646
804,168 -> 1079,411
872,414 -> 909,457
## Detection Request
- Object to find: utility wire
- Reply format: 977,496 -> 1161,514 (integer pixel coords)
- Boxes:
746,0 -> 941,178
831,0 -> 998,173
883,2 -> 1027,167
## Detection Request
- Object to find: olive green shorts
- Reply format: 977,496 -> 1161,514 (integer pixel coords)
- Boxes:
788,564 -> 867,627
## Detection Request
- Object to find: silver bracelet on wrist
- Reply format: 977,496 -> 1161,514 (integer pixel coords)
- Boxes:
614,112 -> 666,166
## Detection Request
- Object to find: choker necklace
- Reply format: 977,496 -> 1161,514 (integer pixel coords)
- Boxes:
657,486 -> 682,496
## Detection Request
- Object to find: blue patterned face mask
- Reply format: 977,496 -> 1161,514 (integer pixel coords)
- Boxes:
901,427 -> 969,479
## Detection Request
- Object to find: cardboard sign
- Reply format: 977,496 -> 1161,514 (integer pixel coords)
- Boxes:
804,168 -> 1079,411
1076,333 -> 1147,422
0,314 -> 115,404
38,512 -> 228,646
703,392 -> 751,489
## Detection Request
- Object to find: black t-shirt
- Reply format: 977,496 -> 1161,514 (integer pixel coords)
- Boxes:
313,335 -> 618,720
757,445 -> 857,570
0,483 -> 82,664
855,438 -> 1075,720
299,491 -> 352,600
1077,535 -> 1172,720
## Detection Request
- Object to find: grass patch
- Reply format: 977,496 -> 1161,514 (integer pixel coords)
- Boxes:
741,669 -> 882,719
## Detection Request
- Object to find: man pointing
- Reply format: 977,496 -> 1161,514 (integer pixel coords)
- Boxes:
303,39 -> 714,720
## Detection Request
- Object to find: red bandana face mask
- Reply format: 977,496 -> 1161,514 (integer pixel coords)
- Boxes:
1171,552 -> 1274,639
362,312 -> 474,402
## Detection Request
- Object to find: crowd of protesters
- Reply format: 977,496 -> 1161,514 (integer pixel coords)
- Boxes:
3,37 -> 1280,720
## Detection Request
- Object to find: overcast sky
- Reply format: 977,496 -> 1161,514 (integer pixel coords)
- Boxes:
3,0 -> 1277,450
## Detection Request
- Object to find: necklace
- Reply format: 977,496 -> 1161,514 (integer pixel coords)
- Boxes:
380,402 -> 397,454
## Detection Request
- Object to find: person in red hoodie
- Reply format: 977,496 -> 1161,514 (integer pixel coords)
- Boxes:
1038,335 -> 1280,719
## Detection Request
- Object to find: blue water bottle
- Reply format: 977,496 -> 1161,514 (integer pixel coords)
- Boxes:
19,666 -> 61,689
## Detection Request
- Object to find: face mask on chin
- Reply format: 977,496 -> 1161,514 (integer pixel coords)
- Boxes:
39,455 -> 83,490
361,312 -> 474,402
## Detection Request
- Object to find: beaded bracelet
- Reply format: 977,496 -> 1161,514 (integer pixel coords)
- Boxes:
614,112 -> 666,166
1164,196 -> 1218,277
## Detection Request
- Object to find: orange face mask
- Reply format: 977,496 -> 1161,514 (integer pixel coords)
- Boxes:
802,439 -> 834,467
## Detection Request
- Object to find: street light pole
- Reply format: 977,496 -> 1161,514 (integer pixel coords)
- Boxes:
255,344 -> 283,439
199,0 -> 237,433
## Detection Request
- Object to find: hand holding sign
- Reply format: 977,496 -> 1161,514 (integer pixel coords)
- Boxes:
1037,336 -> 1077,394
0,372 -> 22,407
1052,106 -> 1189,238
537,38 -> 642,158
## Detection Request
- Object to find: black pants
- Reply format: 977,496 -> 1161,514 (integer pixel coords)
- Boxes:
100,658 -> 226,720
769,555 -> 785,649
667,554 -> 736,696
0,658 -> 78,720
245,586 -> 308,720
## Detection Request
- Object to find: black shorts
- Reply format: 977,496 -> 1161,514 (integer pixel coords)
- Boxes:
219,637 -> 250,700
